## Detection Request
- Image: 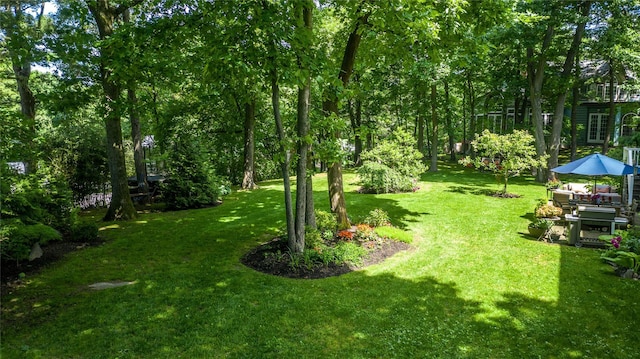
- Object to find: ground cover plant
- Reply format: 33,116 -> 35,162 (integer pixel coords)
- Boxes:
2,164 -> 639,358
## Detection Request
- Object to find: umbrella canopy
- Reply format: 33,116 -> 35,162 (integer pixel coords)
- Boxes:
551,153 -> 634,176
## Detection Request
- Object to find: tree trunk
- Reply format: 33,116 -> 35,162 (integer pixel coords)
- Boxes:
323,11 -> 369,230
570,53 -> 581,161
527,23 -> 554,182
241,100 -> 258,190
445,80 -> 455,161
305,153 -> 316,229
416,87 -> 425,156
5,3 -> 44,174
88,0 -> 138,221
291,1 -> 314,253
603,57 -> 616,155
12,61 -> 37,174
429,83 -> 438,172
294,80 -> 310,253
549,1 -> 590,171
467,73 -> 475,155
348,98 -> 364,166
123,9 -> 148,197
128,83 -> 149,196
269,65 -> 295,246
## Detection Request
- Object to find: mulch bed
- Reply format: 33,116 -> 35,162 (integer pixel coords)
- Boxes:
241,237 -> 411,279
1,239 -> 105,296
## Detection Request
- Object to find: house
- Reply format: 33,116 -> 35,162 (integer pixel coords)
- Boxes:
573,60 -> 640,146
470,60 -> 639,146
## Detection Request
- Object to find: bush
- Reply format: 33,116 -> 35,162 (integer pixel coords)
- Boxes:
71,221 -> 99,242
358,162 -> 415,194
315,210 -> 337,240
333,241 -> 368,266
354,224 -> 378,243
1,221 -> 62,262
363,208 -> 391,227
162,134 -> 224,210
1,166 -> 76,231
358,129 -> 425,193
535,202 -> 563,218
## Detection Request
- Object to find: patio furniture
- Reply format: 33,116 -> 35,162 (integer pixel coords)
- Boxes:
565,206 -> 628,247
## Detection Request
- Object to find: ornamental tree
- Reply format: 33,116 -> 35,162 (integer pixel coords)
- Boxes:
460,129 -> 547,195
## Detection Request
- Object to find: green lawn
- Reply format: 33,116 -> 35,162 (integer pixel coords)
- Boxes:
2,163 -> 639,358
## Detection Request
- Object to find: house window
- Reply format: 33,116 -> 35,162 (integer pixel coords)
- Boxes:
487,112 -> 502,133
588,113 -> 608,143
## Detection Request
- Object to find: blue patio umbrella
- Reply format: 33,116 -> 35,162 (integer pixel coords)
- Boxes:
551,153 -> 634,176
552,153 -> 635,198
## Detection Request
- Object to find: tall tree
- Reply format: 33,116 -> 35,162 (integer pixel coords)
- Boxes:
1,1 -> 46,174
87,0 -> 142,221
123,8 -> 149,197
429,83 -> 438,172
241,100 -> 258,189
322,6 -> 369,230
548,1 -> 591,172
527,22 -> 554,182
291,0 -> 313,253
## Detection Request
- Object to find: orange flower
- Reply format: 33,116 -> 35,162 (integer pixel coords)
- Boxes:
337,230 -> 353,240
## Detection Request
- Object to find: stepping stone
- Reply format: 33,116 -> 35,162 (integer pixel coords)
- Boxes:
88,281 -> 136,290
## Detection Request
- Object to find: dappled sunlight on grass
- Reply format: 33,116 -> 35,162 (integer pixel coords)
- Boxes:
99,224 -> 120,231
2,164 -> 639,358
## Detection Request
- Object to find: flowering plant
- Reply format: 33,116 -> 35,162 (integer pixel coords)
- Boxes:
337,230 -> 353,240
601,231 -> 640,279
535,203 -> 563,218
354,224 -> 378,243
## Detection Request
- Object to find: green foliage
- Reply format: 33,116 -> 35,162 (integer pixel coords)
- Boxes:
1,166 -> 76,231
0,221 -> 62,262
354,224 -> 378,243
601,227 -> 640,277
363,208 -> 391,227
459,130 -> 547,194
40,112 -> 109,202
315,209 -> 338,240
161,133 -> 224,210
528,218 -> 553,230
332,241 -> 367,266
374,226 -> 414,244
534,200 -> 563,218
70,221 -> 99,242
358,129 -> 426,193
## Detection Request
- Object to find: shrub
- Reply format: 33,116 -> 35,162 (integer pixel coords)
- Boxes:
161,134 -> 224,210
304,227 -> 324,251
535,201 -> 563,218
358,129 -> 426,193
315,210 -> 337,240
363,208 -> 391,227
354,224 -> 378,243
333,241 -> 367,266
71,221 -> 99,242
1,166 -> 76,231
358,162 -> 414,194
1,221 -> 62,262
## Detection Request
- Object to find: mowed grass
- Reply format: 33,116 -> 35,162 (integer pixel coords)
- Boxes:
2,163 -> 639,358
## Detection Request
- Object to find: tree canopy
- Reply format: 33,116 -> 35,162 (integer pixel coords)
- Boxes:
1,0 -> 639,245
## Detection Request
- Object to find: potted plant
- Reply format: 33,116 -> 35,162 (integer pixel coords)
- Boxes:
546,178 -> 562,190
535,201 -> 563,219
528,218 -> 553,238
